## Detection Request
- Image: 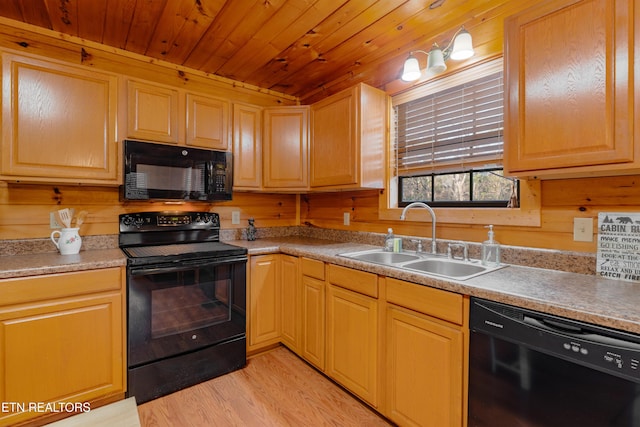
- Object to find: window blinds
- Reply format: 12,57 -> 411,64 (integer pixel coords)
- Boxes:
395,71 -> 504,174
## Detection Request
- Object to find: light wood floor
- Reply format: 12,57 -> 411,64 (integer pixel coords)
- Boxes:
137,346 -> 393,426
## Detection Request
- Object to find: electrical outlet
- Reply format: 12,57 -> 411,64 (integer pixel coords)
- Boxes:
343,212 -> 350,226
232,211 -> 240,225
573,217 -> 593,242
50,212 -> 63,229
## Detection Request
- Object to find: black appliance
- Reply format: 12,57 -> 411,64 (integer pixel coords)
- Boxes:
122,139 -> 233,202
119,211 -> 247,404
469,297 -> 640,426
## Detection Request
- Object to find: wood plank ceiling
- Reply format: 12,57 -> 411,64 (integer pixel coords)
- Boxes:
0,0 -> 532,103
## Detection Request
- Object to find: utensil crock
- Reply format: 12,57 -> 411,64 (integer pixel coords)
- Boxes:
50,227 -> 82,255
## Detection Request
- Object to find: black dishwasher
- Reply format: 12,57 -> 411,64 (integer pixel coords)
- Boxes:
469,297 -> 640,427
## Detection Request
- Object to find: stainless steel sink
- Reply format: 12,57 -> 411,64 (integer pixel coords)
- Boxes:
338,248 -> 505,280
340,249 -> 421,264
402,259 -> 492,280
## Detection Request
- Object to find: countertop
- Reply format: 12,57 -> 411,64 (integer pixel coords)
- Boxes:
2,236 -> 639,335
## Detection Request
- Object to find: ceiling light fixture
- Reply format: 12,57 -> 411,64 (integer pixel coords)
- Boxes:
401,26 -> 474,82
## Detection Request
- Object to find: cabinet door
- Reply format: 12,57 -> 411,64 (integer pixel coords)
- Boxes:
127,80 -> 179,143
504,0 -> 635,176
280,255 -> 300,352
1,53 -> 118,183
233,103 -> 263,189
326,283 -> 378,407
311,87 -> 357,187
310,83 -> 386,189
301,274 -> 325,370
248,255 -> 280,351
263,106 -> 309,190
386,305 -> 464,427
0,293 -> 123,426
186,93 -> 229,150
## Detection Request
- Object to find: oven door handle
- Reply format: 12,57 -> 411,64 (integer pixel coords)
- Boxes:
129,256 -> 247,276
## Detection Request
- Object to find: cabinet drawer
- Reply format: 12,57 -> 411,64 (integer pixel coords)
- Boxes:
385,277 -> 463,325
327,264 -> 377,298
0,268 -> 122,307
301,257 -> 325,280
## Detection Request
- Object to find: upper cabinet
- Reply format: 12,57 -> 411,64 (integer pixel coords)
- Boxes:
310,83 -> 388,189
263,106 -> 309,191
127,80 -> 179,144
186,93 -> 230,150
233,103 -> 263,190
504,0 -> 639,179
1,53 -> 119,184
126,79 -> 230,150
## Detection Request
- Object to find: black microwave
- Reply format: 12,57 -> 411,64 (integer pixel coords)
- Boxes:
122,140 -> 233,202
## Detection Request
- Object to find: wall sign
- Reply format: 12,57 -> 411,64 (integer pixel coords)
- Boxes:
597,212 -> 640,282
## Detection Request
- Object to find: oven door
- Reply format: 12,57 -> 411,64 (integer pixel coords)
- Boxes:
127,256 -> 246,368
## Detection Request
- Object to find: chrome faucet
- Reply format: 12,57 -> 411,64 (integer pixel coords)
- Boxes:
400,202 -> 437,254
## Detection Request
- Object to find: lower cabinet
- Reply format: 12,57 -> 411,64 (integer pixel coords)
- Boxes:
247,256 -> 469,426
326,264 -> 379,408
385,277 -> 467,427
280,254 -> 300,352
0,267 -> 125,426
300,257 -> 325,370
248,254 -> 281,352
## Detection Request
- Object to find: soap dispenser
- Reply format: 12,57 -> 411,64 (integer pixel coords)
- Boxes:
246,218 -> 257,241
384,228 -> 395,252
481,225 -> 501,267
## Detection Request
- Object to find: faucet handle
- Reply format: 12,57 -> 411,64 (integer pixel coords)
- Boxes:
410,239 -> 424,253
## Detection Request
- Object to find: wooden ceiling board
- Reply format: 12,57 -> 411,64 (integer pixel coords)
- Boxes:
78,0 -> 109,42
0,0 -> 542,101
124,0 -> 168,55
291,0 -> 432,99
45,0 -> 77,35
214,0 -> 335,80
0,1 -> 24,22
101,0 -> 136,49
21,0 -> 53,29
250,0 -> 384,91
188,0 -> 272,72
160,0 -> 226,64
219,0 -> 350,83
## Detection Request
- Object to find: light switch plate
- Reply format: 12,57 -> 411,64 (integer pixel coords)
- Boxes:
232,211 -> 240,225
343,212 -> 350,226
50,212 -> 63,229
573,217 -> 593,242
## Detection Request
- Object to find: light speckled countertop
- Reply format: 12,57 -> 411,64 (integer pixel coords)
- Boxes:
2,236 -> 639,335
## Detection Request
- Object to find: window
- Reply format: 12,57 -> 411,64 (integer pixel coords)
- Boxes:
393,59 -> 517,207
399,168 -> 518,208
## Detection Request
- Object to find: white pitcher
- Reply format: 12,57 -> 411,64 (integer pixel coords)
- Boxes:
51,228 -> 82,255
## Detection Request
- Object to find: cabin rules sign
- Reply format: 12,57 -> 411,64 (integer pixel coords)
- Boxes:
597,212 -> 640,282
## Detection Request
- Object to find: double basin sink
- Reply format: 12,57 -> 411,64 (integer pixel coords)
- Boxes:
338,248 -> 506,281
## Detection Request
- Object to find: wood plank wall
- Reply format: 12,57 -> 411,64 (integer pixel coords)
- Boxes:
0,182 -> 298,239
301,175 -> 640,253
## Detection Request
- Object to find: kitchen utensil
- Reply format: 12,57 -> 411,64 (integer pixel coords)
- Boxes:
57,208 -> 72,228
74,210 -> 88,228
54,210 -> 66,228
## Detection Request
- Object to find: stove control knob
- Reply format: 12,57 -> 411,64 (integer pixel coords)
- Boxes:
122,215 -> 134,227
